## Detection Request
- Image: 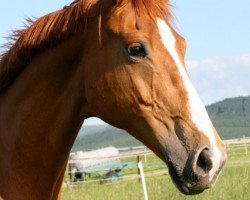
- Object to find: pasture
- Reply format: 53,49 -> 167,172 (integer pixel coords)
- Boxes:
62,142 -> 250,200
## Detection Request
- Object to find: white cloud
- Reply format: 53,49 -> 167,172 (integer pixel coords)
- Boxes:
234,54 -> 250,67
186,54 -> 250,105
83,117 -> 107,125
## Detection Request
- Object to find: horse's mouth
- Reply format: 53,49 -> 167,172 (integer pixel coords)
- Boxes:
170,175 -> 207,195
179,185 -> 205,195
167,165 -> 212,195
164,142 -> 226,195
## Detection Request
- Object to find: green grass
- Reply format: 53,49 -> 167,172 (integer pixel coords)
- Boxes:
62,146 -> 250,200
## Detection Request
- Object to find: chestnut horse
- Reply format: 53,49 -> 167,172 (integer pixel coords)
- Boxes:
0,0 -> 226,199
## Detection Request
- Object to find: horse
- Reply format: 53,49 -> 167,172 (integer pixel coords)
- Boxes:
0,0 -> 227,199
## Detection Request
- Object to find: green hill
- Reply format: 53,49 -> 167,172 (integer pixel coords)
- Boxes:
72,96 -> 250,151
206,96 -> 250,139
72,126 -> 142,151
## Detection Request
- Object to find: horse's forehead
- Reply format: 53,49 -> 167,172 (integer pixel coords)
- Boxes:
108,5 -> 156,35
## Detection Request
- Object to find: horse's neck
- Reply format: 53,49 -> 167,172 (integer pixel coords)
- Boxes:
0,34 -> 88,199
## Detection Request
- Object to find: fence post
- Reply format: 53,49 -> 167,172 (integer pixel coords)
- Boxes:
138,161 -> 148,200
243,135 -> 248,156
137,155 -> 141,182
144,147 -> 147,163
68,162 -> 74,184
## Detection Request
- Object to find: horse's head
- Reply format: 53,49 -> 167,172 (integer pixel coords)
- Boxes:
83,0 -> 226,194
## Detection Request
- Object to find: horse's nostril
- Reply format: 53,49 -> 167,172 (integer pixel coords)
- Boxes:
195,148 -> 213,177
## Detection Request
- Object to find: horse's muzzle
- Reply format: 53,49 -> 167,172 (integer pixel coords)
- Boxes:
167,146 -> 227,195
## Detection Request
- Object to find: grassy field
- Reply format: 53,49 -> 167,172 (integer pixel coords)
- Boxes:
62,145 -> 250,200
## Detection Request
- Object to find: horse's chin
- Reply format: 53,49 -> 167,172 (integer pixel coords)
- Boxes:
167,166 -> 208,195
175,183 -> 205,195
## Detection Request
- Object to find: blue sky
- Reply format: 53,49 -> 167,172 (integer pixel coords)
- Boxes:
1,1 -> 250,125
174,0 -> 250,59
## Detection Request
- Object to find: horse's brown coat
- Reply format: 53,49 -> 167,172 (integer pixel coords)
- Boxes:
0,0 -> 226,199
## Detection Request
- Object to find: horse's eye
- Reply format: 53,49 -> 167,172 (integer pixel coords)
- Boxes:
127,43 -> 146,57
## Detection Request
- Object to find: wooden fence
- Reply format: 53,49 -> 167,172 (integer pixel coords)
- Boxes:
66,137 -> 250,185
